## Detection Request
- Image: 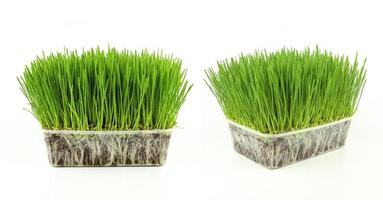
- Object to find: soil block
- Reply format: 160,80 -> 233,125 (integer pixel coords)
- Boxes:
229,119 -> 351,169
44,130 -> 172,167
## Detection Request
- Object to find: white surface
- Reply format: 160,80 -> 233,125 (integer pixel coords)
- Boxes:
0,0 -> 382,199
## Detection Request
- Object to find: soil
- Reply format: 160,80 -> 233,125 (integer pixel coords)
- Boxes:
44,132 -> 171,167
229,120 -> 351,169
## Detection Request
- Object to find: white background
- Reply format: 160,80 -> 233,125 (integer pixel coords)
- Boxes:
0,0 -> 382,199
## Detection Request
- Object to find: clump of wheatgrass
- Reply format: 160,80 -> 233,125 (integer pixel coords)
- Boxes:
205,47 -> 366,134
18,48 -> 192,131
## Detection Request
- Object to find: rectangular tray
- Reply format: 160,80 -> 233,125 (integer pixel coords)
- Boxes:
228,118 -> 351,169
43,129 -> 172,167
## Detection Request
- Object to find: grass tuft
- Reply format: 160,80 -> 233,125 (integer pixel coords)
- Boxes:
205,47 -> 366,134
18,47 -> 192,131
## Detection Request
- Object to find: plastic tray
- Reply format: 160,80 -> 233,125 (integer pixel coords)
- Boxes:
228,118 -> 352,169
43,129 -> 172,167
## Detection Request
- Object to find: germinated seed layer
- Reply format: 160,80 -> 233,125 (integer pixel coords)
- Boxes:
44,132 -> 171,166
229,120 -> 350,169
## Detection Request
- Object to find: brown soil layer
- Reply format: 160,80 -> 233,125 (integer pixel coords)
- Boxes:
44,132 -> 171,167
229,120 -> 351,169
